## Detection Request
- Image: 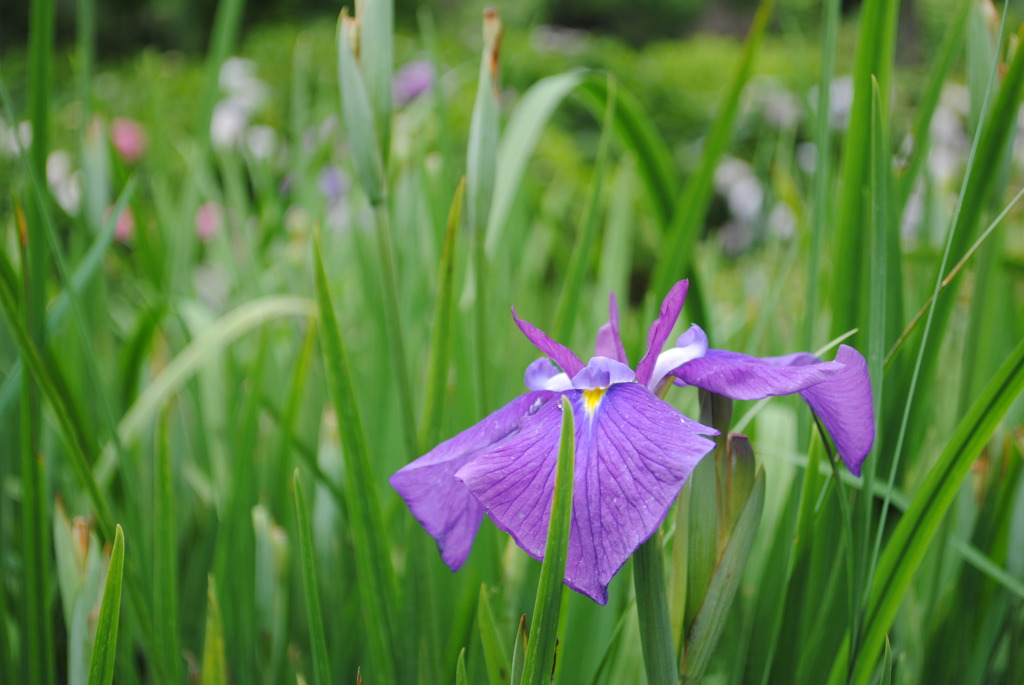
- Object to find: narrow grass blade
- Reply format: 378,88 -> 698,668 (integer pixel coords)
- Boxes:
355,0 -> 393,159
511,614 -> 528,685
313,233 -> 399,681
194,0 -> 246,148
649,0 -> 777,301
419,178 -> 465,450
522,396 -> 575,685
829,336 -> 1024,684
484,69 -> 587,256
95,296 -> 316,485
201,575 -> 228,685
634,533 -> 676,685
153,408 -> 180,683
293,470 -> 333,685
830,0 -> 901,338
477,585 -> 510,685
337,8 -> 385,205
553,76 -> 616,343
86,525 -> 124,685
682,469 -> 765,682
455,648 -> 468,685
576,77 -> 678,229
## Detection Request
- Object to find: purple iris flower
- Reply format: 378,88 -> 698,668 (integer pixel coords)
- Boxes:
391,281 -> 718,604
392,60 -> 436,108
390,280 -> 875,604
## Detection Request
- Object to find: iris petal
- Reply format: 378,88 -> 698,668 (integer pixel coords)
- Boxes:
635,280 -> 689,387
594,292 -> 629,364
389,390 -> 556,570
513,307 -> 585,377
670,344 -> 874,473
457,383 -> 716,604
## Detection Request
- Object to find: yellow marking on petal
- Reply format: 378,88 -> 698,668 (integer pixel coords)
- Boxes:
583,387 -> 606,415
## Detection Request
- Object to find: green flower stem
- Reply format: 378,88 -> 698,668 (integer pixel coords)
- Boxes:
372,201 -> 419,460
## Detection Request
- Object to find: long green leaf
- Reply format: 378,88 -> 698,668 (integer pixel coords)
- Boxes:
313,233 -> 399,681
336,8 -> 384,205
355,0 -> 393,160
201,575 -> 228,685
828,336 -> 1024,684
94,296 -> 316,486
477,585 -> 509,685
682,469 -> 765,682
419,178 -> 465,450
522,396 -> 575,685
648,0 -> 777,301
293,470 -> 333,685
153,408 -> 180,683
86,525 -> 124,685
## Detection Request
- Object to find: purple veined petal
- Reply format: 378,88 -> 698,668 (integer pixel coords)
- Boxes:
648,324 -> 709,391
390,390 -> 557,570
595,292 -> 629,364
670,344 -> 874,475
457,383 -> 716,604
571,357 -> 635,390
798,345 -> 874,476
513,307 -> 585,377
635,280 -> 689,388
670,348 -> 844,400
525,358 -> 572,391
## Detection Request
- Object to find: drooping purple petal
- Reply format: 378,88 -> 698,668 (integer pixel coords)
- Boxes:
670,348 -> 844,400
798,345 -> 874,475
513,307 -> 585,377
390,390 -> 556,570
595,292 -> 628,364
457,382 -> 716,604
571,357 -> 635,390
670,344 -> 874,475
635,280 -> 689,388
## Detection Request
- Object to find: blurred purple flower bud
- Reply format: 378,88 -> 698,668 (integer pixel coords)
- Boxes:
318,166 -> 350,206
393,60 -> 435,107
195,202 -> 222,242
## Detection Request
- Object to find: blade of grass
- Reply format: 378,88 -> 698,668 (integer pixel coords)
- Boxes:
455,648 -> 468,685
293,470 -> 333,685
829,335 -> 1024,684
355,0 -> 393,160
86,525 -> 124,685
522,396 -> 575,685
419,178 -> 465,449
153,407 -> 180,684
94,296 -> 316,486
648,0 -> 777,303
200,575 -> 227,685
511,614 -> 528,685
830,0 -> 901,338
477,585 -> 510,685
553,75 -> 616,344
313,232 -> 400,681
681,469 -> 765,682
194,0 -> 246,148
467,8 -> 502,415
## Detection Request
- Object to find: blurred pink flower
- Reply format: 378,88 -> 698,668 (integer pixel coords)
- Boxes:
195,202 -> 222,242
105,205 -> 135,242
111,117 -> 147,163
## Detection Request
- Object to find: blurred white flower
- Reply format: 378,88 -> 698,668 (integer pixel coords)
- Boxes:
796,142 -> 817,173
715,157 -> 763,223
0,120 -> 32,158
47,150 -> 82,214
211,100 -> 249,148
245,125 -> 277,160
809,75 -> 854,130
768,202 -> 796,240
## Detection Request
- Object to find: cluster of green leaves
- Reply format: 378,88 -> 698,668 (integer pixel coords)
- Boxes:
2,0 -> 1023,683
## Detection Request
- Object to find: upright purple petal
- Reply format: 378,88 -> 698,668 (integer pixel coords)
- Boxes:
513,307 -> 585,377
798,345 -> 874,475
648,324 -> 709,391
390,391 -> 556,570
635,280 -> 689,387
594,292 -> 628,364
457,383 -> 716,604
